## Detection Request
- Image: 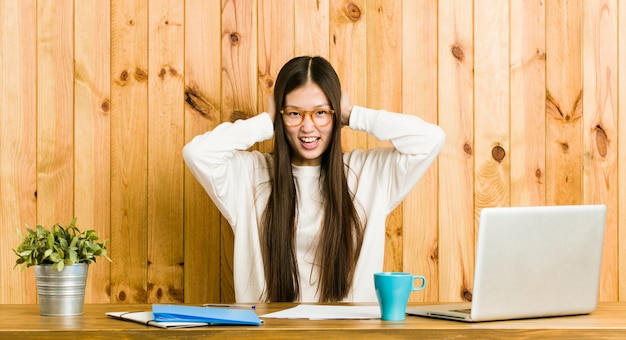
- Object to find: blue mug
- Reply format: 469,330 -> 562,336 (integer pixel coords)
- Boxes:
374,272 -> 426,321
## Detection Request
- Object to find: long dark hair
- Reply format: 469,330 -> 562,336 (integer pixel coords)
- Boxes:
260,56 -> 364,302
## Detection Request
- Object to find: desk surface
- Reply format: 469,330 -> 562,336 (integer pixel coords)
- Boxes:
1,302 -> 626,339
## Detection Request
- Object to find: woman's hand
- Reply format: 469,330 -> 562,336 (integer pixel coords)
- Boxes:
340,91 -> 353,126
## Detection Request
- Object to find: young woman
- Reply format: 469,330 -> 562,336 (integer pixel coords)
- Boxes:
183,56 -> 445,303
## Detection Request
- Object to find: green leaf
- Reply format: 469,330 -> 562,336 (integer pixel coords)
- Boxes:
49,252 -> 61,263
19,250 -> 33,257
68,249 -> 78,264
46,233 -> 54,249
43,249 -> 53,260
69,236 -> 78,248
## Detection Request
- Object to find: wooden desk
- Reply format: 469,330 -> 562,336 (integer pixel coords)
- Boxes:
1,302 -> 626,339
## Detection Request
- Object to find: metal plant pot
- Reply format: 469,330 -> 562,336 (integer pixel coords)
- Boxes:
34,263 -> 89,316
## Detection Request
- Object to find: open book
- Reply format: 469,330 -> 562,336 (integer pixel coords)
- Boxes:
107,304 -> 263,328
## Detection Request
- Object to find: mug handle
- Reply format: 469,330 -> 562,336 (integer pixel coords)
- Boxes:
412,275 -> 427,291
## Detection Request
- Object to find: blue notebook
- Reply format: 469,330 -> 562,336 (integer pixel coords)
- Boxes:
152,304 -> 262,326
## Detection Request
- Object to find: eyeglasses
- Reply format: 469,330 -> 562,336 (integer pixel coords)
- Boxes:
280,107 -> 335,127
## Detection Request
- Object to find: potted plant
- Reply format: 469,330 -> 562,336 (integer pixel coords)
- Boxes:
13,217 -> 111,316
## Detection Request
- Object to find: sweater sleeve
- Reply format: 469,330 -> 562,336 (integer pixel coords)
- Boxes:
182,112 -> 275,225
347,105 -> 445,211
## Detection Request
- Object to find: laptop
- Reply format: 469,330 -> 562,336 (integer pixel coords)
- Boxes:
406,204 -> 607,322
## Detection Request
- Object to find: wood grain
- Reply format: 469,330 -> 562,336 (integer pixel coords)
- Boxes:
619,0 -> 626,302
510,0 -> 546,207
74,0 -> 112,304
4,303 -> 626,339
257,0 -> 293,153
366,0 -> 403,273
474,0 -> 510,211
36,0 -> 74,226
546,0 -> 583,206
0,0 -> 37,304
295,0 -> 329,57
183,0 -> 222,304
293,0 -> 329,96
221,0 -> 257,121
330,0 -> 368,152
402,0 -> 439,303
437,0 -> 475,303
146,0 -> 185,304
582,0 -> 618,302
110,0 -> 149,303
220,0 -> 257,302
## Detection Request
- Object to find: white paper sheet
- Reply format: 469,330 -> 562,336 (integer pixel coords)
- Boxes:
260,305 -> 381,320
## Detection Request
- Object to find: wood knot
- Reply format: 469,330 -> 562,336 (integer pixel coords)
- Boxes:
462,290 -> 473,302
463,143 -> 472,156
491,145 -> 506,163
536,48 -> 546,60
231,110 -> 246,122
595,125 -> 608,157
560,142 -> 569,152
345,3 -> 362,21
430,245 -> 439,261
118,291 -> 127,302
451,45 -> 465,61
267,79 -> 274,88
230,32 -> 240,45
119,69 -> 129,82
169,286 -> 184,302
134,67 -> 148,83
535,168 -> 542,179
155,66 -> 180,80
101,99 -> 110,112
156,287 -> 163,299
185,85 -> 212,117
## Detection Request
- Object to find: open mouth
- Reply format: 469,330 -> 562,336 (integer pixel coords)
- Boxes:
299,136 -> 320,150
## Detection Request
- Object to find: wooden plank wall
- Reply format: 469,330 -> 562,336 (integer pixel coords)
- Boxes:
0,0 -> 623,304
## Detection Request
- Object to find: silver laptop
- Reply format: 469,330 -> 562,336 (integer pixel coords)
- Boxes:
407,204 -> 606,322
